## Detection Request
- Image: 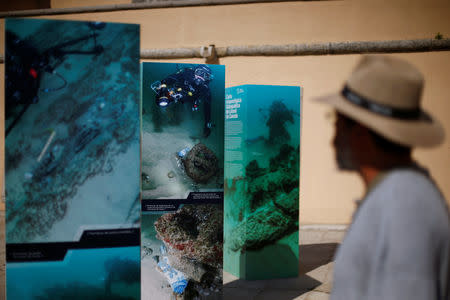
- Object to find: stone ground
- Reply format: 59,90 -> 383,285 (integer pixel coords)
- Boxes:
0,210 -> 345,300
223,226 -> 345,300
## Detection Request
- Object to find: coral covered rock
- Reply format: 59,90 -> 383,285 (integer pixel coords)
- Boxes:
154,204 -> 223,270
228,143 -> 300,252
245,160 -> 266,180
228,203 -> 294,252
274,188 -> 299,217
183,143 -> 219,183
269,144 -> 297,172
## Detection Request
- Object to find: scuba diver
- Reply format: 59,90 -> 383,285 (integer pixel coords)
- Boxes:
5,21 -> 106,138
151,65 -> 214,137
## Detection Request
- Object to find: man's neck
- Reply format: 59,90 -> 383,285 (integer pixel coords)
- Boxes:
358,156 -> 414,189
359,166 -> 381,188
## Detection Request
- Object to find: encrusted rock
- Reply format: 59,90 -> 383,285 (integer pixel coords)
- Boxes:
245,160 -> 266,180
227,144 -> 300,252
228,203 -> 294,252
154,204 -> 223,270
166,254 -> 208,282
274,188 -> 299,217
183,143 -> 219,183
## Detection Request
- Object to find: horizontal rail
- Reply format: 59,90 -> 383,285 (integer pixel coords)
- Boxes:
1,38 -> 448,63
141,39 -> 450,59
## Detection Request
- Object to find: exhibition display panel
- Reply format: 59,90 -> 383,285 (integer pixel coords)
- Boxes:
140,62 -> 225,299
5,18 -> 141,300
224,85 -> 301,280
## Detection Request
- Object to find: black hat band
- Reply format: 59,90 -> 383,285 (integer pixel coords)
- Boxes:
341,85 -> 421,120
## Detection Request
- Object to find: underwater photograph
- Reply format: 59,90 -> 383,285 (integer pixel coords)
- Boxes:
7,246 -> 140,300
141,62 -> 225,200
224,85 -> 301,279
4,18 -> 141,244
141,204 -> 223,300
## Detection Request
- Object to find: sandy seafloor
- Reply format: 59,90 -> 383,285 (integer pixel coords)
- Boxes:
46,142 -> 140,241
4,19 -> 140,243
141,63 -> 225,200
141,213 -> 175,300
4,18 -> 141,300
141,113 -> 223,199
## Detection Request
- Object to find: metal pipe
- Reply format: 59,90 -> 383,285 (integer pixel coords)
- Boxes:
0,0 -> 330,18
1,39 -> 449,63
218,39 -> 450,57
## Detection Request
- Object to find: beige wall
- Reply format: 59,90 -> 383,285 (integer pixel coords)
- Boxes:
1,0 -> 449,223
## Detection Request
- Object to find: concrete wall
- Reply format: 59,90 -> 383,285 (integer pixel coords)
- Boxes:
1,0 -> 449,224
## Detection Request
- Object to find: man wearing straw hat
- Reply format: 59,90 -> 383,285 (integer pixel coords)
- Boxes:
315,55 -> 449,300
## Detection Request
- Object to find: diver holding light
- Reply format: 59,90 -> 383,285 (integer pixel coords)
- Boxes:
5,21 -> 106,138
151,65 -> 214,137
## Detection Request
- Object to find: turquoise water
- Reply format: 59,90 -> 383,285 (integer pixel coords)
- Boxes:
224,85 -> 301,279
5,18 -> 140,243
244,85 -> 301,168
141,63 -> 225,199
142,63 -> 225,155
5,18 -> 141,300
7,246 -> 140,300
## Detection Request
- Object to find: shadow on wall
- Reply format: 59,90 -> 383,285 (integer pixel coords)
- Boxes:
223,243 -> 338,299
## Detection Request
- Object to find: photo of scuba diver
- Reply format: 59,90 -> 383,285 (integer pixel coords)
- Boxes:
151,65 -> 214,138
141,63 -> 225,200
224,85 -> 301,280
4,18 -> 141,244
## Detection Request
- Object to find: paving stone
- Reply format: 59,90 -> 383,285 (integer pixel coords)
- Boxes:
304,263 -> 329,283
293,293 -> 309,300
299,243 -> 337,275
224,270 -> 239,284
261,274 -> 320,292
254,289 -> 310,300
223,287 -> 262,300
304,291 -> 330,300
223,273 -> 269,289
323,262 -> 335,287
313,282 -> 333,294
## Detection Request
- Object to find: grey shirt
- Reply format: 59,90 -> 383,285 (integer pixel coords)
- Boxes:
331,168 -> 450,300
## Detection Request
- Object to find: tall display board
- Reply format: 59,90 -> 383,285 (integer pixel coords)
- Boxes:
140,62 -> 225,299
4,18 -> 141,300
224,85 -> 301,280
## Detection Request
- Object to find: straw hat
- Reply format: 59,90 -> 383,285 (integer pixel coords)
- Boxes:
315,55 -> 445,147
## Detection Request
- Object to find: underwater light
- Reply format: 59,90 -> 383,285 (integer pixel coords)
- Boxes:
156,95 -> 170,107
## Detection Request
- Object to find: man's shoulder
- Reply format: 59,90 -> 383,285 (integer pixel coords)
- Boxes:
368,167 -> 449,229
372,168 -> 443,202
